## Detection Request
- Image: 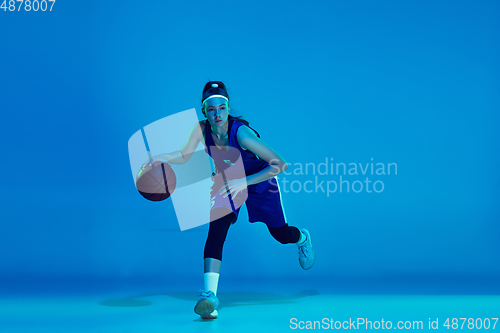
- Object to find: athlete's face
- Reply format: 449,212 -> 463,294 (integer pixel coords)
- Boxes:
203,97 -> 230,127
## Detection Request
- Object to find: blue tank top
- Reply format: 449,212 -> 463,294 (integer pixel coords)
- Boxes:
204,117 -> 269,177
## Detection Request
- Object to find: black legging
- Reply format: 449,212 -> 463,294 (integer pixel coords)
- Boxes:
204,208 -> 301,261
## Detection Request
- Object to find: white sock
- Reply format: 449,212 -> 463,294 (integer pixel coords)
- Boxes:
204,272 -> 220,296
296,230 -> 306,244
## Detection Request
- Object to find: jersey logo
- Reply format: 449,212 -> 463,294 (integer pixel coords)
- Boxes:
223,159 -> 235,166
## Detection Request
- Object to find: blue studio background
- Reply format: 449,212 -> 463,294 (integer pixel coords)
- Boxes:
1,0 -> 499,294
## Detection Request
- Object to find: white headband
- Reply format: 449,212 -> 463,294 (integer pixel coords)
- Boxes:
202,94 -> 229,105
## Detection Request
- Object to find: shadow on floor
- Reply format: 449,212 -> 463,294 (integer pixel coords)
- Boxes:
99,289 -> 320,310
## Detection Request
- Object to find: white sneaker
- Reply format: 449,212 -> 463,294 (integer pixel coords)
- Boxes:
297,229 -> 316,270
194,290 -> 219,319
203,309 -> 218,319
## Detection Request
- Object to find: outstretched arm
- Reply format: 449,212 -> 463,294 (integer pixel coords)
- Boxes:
152,122 -> 203,164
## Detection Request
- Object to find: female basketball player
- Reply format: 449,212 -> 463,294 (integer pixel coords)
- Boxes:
151,81 -> 315,320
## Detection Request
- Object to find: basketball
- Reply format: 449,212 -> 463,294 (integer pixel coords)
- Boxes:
136,160 -> 177,201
